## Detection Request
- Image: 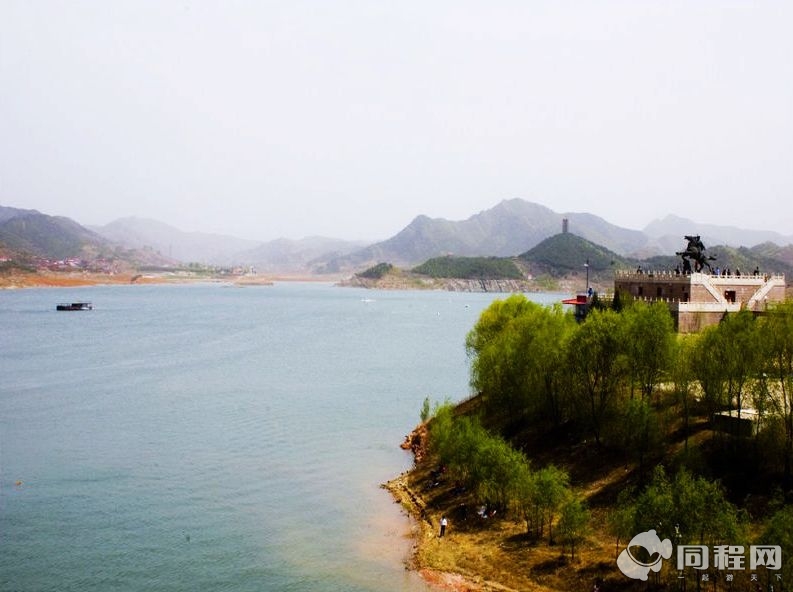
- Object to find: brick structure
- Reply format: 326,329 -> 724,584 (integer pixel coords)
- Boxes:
614,270 -> 786,333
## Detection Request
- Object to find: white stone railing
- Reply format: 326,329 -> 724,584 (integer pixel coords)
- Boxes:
614,270 -> 785,282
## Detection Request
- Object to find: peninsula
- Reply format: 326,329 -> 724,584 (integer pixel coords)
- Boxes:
386,293 -> 793,591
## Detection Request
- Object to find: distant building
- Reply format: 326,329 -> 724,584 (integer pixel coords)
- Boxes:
562,218 -> 569,234
614,270 -> 786,332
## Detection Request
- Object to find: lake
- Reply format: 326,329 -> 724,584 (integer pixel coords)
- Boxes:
0,282 -> 563,591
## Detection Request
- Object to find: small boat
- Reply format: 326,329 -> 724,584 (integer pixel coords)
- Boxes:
56,302 -> 93,311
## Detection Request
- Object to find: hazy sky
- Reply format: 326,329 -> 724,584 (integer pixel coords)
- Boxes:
1,1 -> 791,241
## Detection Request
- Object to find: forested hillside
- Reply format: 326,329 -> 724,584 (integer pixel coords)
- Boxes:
412,256 -> 523,279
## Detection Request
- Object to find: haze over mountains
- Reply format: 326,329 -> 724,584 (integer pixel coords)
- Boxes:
90,217 -> 369,273
2,199 -> 792,274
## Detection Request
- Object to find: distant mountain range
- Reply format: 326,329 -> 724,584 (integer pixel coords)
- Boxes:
2,199 -> 792,275
320,199 -> 650,270
0,206 -> 108,258
91,217 -> 260,264
89,217 -> 368,273
0,206 -> 174,267
318,199 -> 793,272
348,232 -> 793,293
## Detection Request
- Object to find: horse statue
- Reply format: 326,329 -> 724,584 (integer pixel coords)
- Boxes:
676,235 -> 716,273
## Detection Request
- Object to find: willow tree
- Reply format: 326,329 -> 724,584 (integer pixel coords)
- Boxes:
509,302 -> 576,425
428,404 -> 530,509
511,462 -> 572,543
466,295 -> 575,426
465,294 -> 539,355
534,465 -> 571,544
672,335 -> 698,454
567,308 -> 628,445
558,495 -> 590,561
465,295 -> 540,419
612,397 -> 662,476
690,324 -> 728,422
622,301 -> 676,401
714,309 -> 763,439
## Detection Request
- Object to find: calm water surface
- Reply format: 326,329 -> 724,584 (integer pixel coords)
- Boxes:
0,282 -> 562,592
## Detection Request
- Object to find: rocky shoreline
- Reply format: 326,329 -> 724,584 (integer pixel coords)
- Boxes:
384,423 -> 524,592
339,275 -> 574,293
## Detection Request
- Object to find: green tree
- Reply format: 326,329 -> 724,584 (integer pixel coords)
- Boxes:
558,495 -> 590,561
632,467 -> 743,547
427,402 -> 456,463
608,488 -> 637,561
716,310 -> 762,439
465,294 -> 539,355
466,295 -> 541,419
466,295 -> 575,425
511,465 -> 542,538
690,324 -> 728,423
623,301 -> 675,401
534,465 -> 570,544
672,469 -> 744,547
628,467 -> 745,589
507,303 -> 576,425
428,406 -> 531,510
447,416 -> 489,487
419,396 -> 431,423
510,463 -> 572,543
567,309 -> 628,445
632,466 -> 675,540
474,434 -> 528,510
672,335 -> 697,454
612,397 -> 662,476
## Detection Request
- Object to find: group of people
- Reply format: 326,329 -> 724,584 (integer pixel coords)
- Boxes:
638,264 -> 762,277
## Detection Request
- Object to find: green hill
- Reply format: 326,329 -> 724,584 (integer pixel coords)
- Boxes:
412,256 -> 523,279
356,262 -> 394,279
517,233 -> 634,288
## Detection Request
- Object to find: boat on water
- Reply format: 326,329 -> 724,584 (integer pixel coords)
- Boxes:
56,302 -> 93,311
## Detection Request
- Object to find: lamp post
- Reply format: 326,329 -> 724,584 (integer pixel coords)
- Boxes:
585,259 -> 590,297
674,524 -> 684,591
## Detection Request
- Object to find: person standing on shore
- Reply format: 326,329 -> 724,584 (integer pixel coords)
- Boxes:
439,515 -> 448,537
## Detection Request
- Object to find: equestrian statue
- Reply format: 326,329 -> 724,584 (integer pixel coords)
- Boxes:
676,235 -> 716,274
